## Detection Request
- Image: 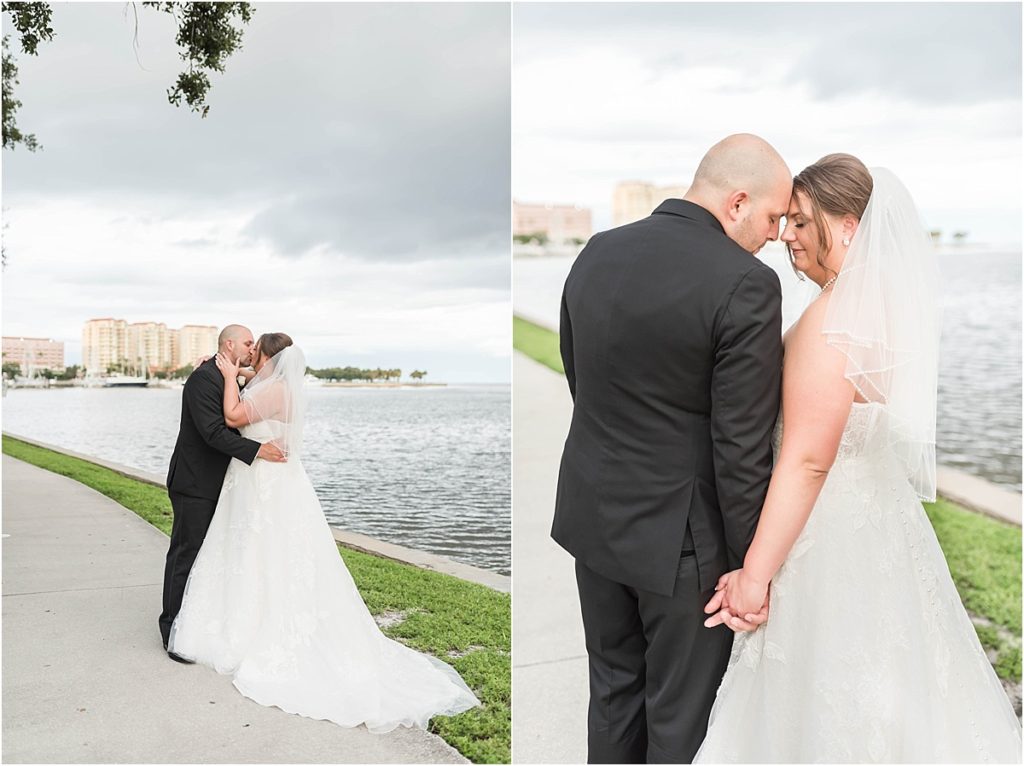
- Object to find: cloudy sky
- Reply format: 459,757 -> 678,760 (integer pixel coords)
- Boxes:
514,3 -> 1022,245
3,3 -> 510,381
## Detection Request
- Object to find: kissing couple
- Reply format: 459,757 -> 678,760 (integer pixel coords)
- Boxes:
552,134 -> 1022,762
158,327 -> 479,731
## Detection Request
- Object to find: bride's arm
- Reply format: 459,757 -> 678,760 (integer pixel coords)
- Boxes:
715,295 -> 855,619
215,354 -> 254,428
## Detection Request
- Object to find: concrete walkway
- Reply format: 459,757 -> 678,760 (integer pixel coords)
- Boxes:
935,465 -> 1021,526
1,455 -> 467,764
511,353 -> 586,764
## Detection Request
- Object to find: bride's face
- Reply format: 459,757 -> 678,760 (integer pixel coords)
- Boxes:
781,191 -> 817,272
252,344 -> 267,373
781,190 -> 848,285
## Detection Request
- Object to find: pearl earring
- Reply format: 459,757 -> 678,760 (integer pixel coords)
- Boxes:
842,237 -> 850,247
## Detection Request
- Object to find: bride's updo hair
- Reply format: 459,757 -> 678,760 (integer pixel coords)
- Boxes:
255,332 -> 293,364
790,153 -> 873,275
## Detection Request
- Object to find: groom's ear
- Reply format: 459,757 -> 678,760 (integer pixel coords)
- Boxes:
726,190 -> 749,220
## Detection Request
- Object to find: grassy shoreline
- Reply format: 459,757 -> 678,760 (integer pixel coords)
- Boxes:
512,315 -> 564,375
513,314 -> 1023,685
2,435 -> 510,764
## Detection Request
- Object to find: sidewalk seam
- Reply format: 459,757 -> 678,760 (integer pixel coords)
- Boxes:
514,654 -> 588,669
4,582 -> 162,597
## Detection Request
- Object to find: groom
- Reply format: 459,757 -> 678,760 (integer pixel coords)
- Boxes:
158,324 -> 286,661
552,134 -> 791,763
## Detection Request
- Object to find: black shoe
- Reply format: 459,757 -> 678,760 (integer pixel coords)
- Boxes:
167,650 -> 195,665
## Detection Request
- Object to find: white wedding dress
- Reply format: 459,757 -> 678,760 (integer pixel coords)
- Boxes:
694,403 -> 1022,763
168,348 -> 479,732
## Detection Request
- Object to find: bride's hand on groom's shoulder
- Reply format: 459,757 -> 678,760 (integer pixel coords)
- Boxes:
215,353 -> 241,382
703,569 -> 770,633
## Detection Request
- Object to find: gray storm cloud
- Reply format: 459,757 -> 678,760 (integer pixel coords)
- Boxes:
515,3 -> 1021,108
3,3 -> 511,268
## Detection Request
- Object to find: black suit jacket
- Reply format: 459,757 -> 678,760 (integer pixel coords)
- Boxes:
551,199 -> 783,597
166,357 -> 261,500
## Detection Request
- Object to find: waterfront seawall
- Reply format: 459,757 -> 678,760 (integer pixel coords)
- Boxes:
1,432 -> 510,593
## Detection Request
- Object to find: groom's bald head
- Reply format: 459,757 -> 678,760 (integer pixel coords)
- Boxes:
684,134 -> 792,254
690,134 -> 790,196
218,324 -> 255,365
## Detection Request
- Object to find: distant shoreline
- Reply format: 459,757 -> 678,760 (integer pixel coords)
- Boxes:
3,381 -> 511,391
5,380 -> 452,390
317,381 -> 448,388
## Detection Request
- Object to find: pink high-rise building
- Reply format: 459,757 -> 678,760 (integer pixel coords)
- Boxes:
2,336 -> 65,374
513,201 -> 592,244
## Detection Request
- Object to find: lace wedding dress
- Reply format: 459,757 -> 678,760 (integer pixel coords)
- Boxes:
694,403 -> 1022,762
168,348 -> 479,732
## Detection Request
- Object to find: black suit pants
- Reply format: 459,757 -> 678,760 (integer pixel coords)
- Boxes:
158,492 -> 217,647
575,553 -> 733,764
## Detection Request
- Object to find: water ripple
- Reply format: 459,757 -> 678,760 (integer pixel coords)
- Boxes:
3,384 -> 511,574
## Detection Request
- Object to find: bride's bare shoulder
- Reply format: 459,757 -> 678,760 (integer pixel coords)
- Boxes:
785,292 -> 833,350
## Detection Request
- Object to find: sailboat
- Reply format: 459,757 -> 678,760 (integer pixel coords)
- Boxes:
103,353 -> 149,387
102,374 -> 148,388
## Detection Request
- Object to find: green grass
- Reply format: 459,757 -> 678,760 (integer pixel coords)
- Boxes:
924,497 -> 1022,682
513,315 -> 563,374
3,436 -> 176,534
924,498 -> 1022,633
338,546 -> 510,762
510,322 -> 1024,684
2,435 -> 511,763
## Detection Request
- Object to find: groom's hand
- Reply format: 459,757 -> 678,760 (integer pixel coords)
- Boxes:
704,600 -> 769,633
257,442 -> 287,462
703,570 -> 770,632
703,570 -> 734,617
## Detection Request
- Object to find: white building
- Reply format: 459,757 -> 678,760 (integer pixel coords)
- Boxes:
176,325 -> 219,368
82,319 -> 219,374
81,318 -> 128,375
612,181 -> 690,226
126,322 -> 174,373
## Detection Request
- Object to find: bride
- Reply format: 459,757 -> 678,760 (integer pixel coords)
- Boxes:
694,155 -> 1021,762
168,332 -> 479,732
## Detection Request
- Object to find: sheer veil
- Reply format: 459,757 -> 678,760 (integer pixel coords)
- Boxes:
241,345 -> 308,458
822,168 -> 940,501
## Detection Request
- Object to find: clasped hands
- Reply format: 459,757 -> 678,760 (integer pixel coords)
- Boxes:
703,568 -> 771,633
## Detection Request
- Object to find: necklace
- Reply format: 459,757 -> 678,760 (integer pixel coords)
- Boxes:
820,275 -> 837,293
